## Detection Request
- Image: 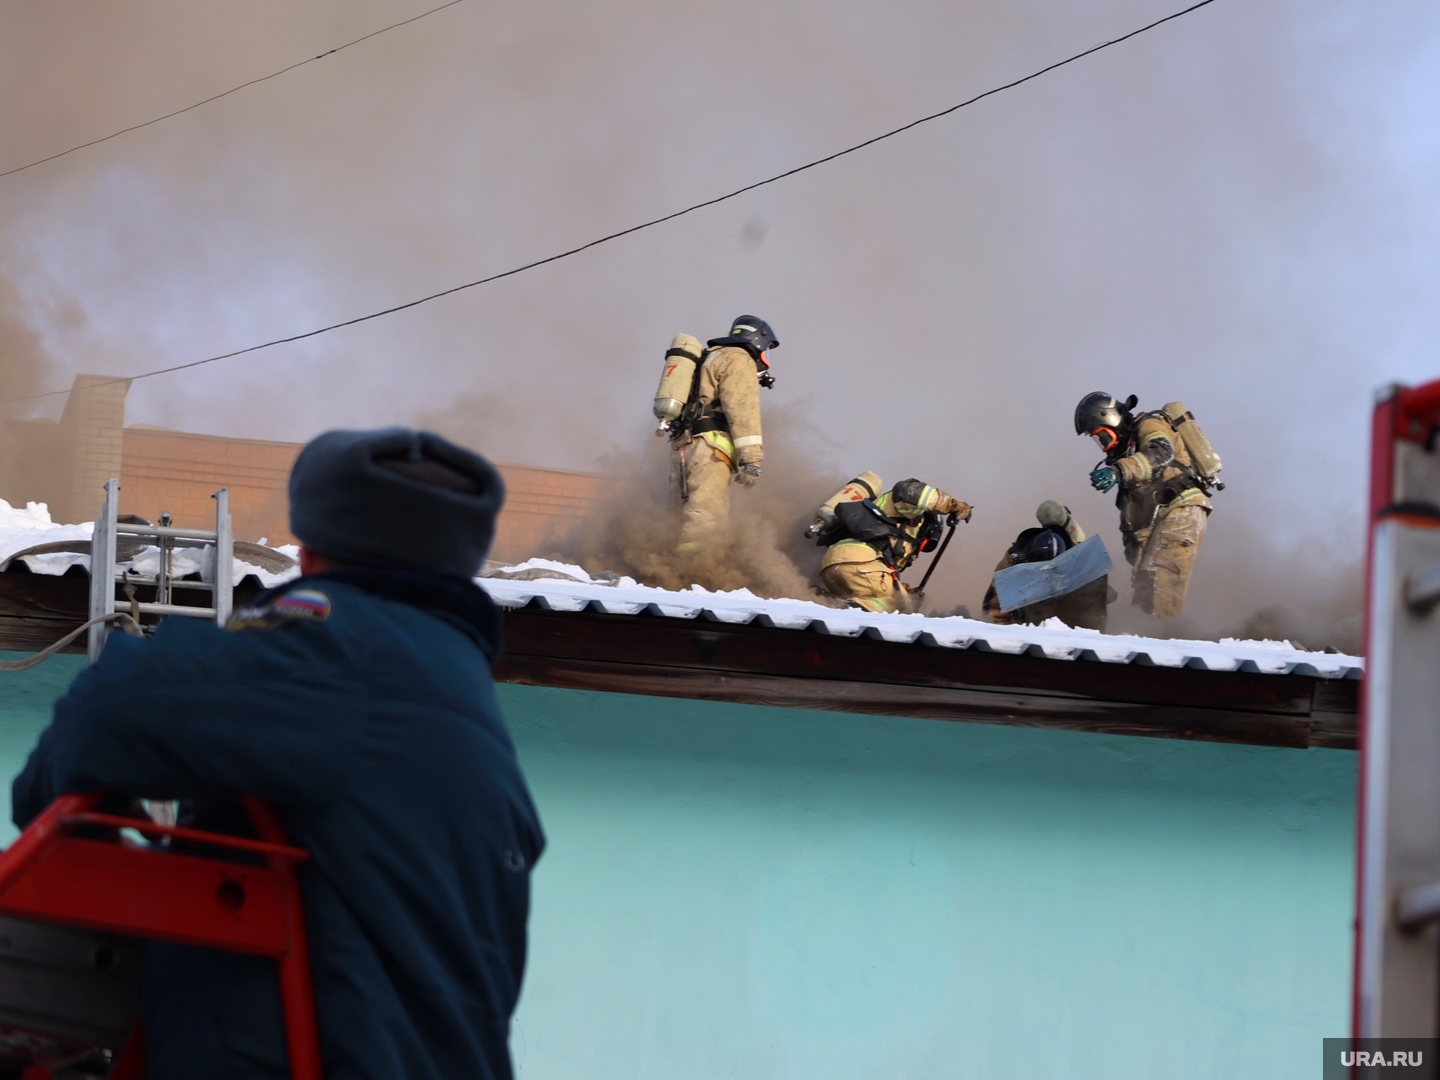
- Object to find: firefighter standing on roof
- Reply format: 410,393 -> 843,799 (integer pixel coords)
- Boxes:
809,473 -> 972,614
1075,392 -> 1222,618
652,316 -> 778,552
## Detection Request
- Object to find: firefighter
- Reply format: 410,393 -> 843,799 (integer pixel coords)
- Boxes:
670,316 -> 778,552
13,428 -> 543,1080
1075,391 -> 1212,617
982,500 -> 1112,630
812,474 -> 972,613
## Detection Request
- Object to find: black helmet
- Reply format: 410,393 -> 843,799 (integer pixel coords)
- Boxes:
1008,526 -> 1066,564
890,478 -> 940,517
1073,392 -> 1137,436
708,315 -> 779,358
1023,528 -> 1067,563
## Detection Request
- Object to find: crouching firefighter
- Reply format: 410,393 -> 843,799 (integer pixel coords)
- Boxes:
982,500 -> 1113,630
652,316 -> 778,552
1075,392 -> 1223,618
808,473 -> 972,613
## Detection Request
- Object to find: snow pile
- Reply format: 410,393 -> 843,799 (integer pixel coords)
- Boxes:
0,500 -> 93,575
0,499 -> 300,587
478,558 -> 1363,679
481,557 -> 613,585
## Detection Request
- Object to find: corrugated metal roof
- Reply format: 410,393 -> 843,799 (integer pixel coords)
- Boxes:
0,487 -> 1361,684
478,562 -> 1363,681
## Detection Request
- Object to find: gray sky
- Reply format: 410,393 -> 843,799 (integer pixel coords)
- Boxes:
1,0 -> 1437,640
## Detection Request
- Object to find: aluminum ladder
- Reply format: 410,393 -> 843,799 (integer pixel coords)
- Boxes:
87,478 -> 235,661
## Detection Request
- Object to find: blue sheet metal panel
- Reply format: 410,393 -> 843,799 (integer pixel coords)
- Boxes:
991,534 -> 1115,614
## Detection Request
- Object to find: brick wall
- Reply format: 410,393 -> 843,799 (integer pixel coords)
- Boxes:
120,428 -> 301,544
486,463 -> 608,563
118,427 -> 605,562
60,376 -> 131,525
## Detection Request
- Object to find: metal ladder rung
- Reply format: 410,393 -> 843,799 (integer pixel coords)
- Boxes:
115,575 -> 215,591
133,602 -> 217,619
88,481 -> 234,663
115,524 -> 219,542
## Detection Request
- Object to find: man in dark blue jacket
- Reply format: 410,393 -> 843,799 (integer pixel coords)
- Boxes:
12,428 -> 544,1080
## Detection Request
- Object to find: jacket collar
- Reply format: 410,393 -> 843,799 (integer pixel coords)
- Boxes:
265,568 -> 503,662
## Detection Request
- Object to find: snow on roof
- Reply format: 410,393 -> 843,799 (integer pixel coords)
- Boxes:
0,502 -> 1362,680
0,499 -> 298,588
480,558 -> 1364,680
0,500 -> 92,556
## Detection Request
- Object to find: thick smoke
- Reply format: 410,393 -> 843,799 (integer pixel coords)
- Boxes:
414,391 -> 524,457
0,271 -> 66,507
1,0 -> 1437,648
0,272 -> 46,408
553,405 -> 846,600
416,393 -> 850,599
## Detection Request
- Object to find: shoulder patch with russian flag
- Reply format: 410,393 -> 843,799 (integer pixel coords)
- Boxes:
227,588 -> 332,632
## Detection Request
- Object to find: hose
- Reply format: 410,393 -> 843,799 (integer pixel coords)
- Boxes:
0,613 -> 144,672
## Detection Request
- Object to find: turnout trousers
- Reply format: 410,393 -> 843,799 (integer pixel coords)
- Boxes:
819,558 -> 917,614
1127,503 -> 1208,618
677,439 -> 733,552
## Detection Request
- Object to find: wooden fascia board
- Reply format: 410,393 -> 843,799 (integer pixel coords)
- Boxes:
496,606 -> 1357,750
495,654 -> 1319,748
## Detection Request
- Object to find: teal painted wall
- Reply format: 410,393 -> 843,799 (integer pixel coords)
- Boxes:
501,684 -> 1356,1080
0,655 -> 1356,1078
0,652 -> 87,842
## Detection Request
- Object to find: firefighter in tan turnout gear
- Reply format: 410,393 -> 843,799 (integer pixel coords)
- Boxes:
652,316 -> 778,552
808,473 -> 972,613
1076,392 -> 1223,618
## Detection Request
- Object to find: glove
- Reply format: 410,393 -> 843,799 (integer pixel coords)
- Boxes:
735,463 -> 761,487
1090,465 -> 1119,492
932,493 -> 973,523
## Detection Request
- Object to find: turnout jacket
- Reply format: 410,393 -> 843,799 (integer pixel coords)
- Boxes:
12,571 -> 543,1080
682,345 -> 764,466
821,481 -> 967,574
1106,413 -> 1212,537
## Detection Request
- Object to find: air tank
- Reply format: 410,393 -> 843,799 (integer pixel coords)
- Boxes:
653,334 -> 705,422
1161,401 -> 1223,483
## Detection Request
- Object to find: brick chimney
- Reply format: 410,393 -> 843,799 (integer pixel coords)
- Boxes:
55,375 -> 131,524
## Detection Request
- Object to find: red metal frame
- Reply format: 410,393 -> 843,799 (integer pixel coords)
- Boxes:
0,794 -> 322,1079
1392,381 -> 1440,448
1352,378 -> 1440,1041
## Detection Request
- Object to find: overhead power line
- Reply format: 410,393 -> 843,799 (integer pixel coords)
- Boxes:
0,0 -> 467,181
6,0 -> 1218,406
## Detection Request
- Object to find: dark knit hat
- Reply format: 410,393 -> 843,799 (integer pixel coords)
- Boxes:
289,428 -> 504,577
